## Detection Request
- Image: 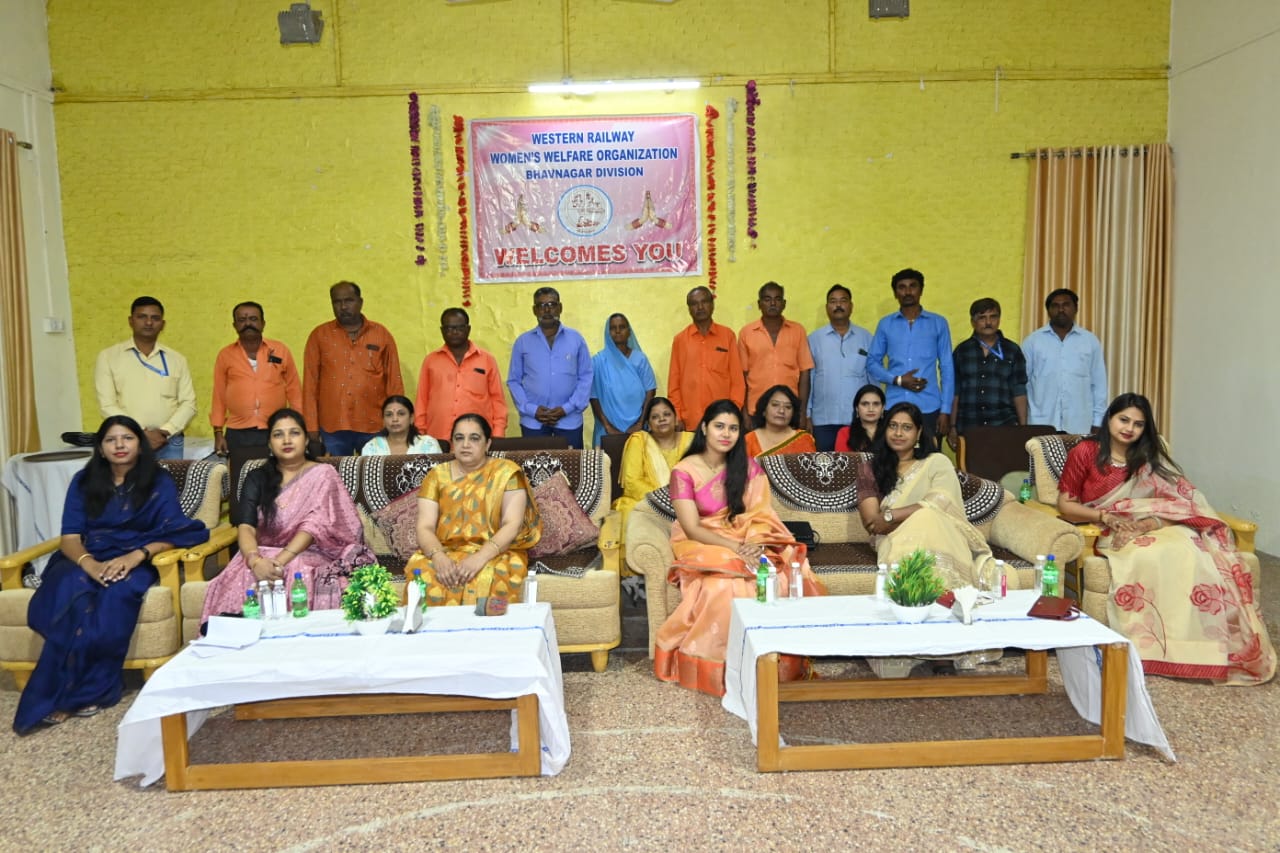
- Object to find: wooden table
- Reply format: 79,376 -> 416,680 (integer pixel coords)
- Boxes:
116,604 -> 570,788
723,591 -> 1173,772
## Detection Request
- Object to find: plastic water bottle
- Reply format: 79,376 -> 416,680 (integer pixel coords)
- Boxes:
994,559 -> 1007,599
1018,478 -> 1033,504
523,568 -> 537,605
1033,554 -> 1046,593
766,563 -> 778,605
413,567 -> 430,610
258,579 -> 274,619
290,571 -> 309,617
1042,554 -> 1061,598
242,588 -> 261,619
789,562 -> 803,600
756,556 -> 769,603
875,563 -> 889,600
272,579 -> 287,618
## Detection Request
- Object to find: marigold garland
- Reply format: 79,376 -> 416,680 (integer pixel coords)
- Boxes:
427,105 -> 448,274
453,114 -> 472,306
704,104 -> 719,292
745,80 -> 761,248
408,94 -> 426,266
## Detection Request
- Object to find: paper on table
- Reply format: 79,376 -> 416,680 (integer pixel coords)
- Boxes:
191,616 -> 262,650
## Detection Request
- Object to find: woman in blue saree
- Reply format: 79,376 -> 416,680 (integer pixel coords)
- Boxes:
589,313 -> 657,447
13,416 -> 208,734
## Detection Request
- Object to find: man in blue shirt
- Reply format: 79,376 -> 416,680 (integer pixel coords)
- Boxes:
807,284 -> 872,451
507,287 -> 594,449
1022,288 -> 1107,434
866,268 -> 955,446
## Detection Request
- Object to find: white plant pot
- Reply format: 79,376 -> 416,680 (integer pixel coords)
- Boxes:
885,601 -> 936,623
351,615 -> 394,636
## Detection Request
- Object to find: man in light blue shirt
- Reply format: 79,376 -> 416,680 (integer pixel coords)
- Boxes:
1022,288 -> 1107,434
507,287 -> 594,448
807,284 -> 872,451
866,268 -> 955,446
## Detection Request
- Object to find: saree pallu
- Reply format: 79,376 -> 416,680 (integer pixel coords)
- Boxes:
590,323 -> 656,447
201,464 -> 374,623
404,457 -> 541,606
1086,468 -> 1275,685
655,461 -> 825,697
744,430 -> 817,458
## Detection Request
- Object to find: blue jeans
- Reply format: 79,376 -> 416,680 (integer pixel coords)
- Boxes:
811,424 -> 842,452
520,424 -> 584,449
319,429 -> 377,457
154,433 -> 184,460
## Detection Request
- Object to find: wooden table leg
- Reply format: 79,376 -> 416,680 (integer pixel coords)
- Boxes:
756,653 -> 781,772
1099,642 -> 1128,758
514,693 -> 542,775
160,713 -> 192,792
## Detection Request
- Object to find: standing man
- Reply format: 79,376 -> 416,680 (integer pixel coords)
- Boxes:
210,301 -> 302,456
807,284 -> 872,451
414,307 -> 508,443
507,287 -> 593,448
1022,288 -> 1107,434
946,298 -> 1027,448
668,286 -> 744,430
866,268 -> 954,446
94,296 -> 196,460
737,281 -> 814,421
303,281 -> 404,456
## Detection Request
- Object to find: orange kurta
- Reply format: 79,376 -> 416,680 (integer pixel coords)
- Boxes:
737,318 -> 815,412
210,338 -> 302,429
303,319 -> 404,434
414,342 -> 508,441
668,322 -> 745,430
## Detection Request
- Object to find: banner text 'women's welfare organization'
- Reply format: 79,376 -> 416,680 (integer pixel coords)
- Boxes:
470,115 -> 700,282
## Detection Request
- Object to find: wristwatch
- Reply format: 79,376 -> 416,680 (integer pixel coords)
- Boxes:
882,508 -> 894,524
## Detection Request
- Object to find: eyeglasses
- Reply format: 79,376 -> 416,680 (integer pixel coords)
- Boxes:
536,301 -> 560,310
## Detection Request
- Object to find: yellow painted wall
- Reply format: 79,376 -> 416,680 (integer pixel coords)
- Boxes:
47,0 -> 1169,437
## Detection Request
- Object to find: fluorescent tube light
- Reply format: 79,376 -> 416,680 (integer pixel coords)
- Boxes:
528,79 -> 701,96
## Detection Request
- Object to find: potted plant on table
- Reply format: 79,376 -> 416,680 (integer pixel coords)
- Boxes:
341,563 -> 400,635
885,548 -> 947,623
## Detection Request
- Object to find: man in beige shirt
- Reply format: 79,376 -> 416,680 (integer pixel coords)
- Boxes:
94,296 -> 197,460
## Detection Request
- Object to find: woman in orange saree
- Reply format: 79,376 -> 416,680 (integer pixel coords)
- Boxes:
743,384 -> 817,458
654,400 -> 825,697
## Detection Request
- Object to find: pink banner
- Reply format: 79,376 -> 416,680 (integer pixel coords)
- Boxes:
469,115 -> 701,282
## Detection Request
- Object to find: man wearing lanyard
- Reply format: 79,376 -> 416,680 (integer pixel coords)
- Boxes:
946,297 -> 1028,449
866,268 -> 954,447
94,296 -> 197,460
807,284 -> 872,451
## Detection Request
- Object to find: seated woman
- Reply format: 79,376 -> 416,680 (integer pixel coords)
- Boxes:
589,313 -> 657,447
14,416 -> 208,734
743,384 -> 816,457
655,400 -> 824,697
361,395 -> 442,456
201,408 -> 375,623
855,402 -> 1005,590
404,414 -> 541,606
835,384 -> 885,452
615,396 -> 694,537
1056,393 -> 1274,684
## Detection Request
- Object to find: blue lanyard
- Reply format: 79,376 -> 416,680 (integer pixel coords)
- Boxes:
978,339 -> 1004,361
133,348 -> 169,377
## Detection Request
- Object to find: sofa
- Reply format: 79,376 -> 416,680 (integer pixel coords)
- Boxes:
0,458 -> 227,688
1024,434 -> 1262,625
626,452 -> 1085,657
181,449 -> 621,671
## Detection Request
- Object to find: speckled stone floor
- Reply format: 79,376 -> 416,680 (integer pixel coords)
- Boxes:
1,557 -> 1277,852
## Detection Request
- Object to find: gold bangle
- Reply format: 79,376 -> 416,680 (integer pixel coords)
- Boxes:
77,553 -> 92,566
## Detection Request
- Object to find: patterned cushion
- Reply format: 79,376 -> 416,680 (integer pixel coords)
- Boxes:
372,489 -> 420,561
1027,434 -> 1087,505
955,470 -> 1005,526
529,472 -> 600,558
156,458 -> 224,528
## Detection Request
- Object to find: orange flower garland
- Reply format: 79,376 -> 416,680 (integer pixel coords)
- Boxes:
704,104 -> 719,291
453,115 -> 472,306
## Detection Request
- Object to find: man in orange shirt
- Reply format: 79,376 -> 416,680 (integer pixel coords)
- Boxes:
210,301 -> 302,455
667,286 -> 745,430
414,307 -> 508,442
303,281 -> 404,456
738,281 -> 814,424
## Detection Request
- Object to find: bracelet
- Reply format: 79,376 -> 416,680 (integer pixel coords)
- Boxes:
139,546 -> 153,561
77,553 -> 92,566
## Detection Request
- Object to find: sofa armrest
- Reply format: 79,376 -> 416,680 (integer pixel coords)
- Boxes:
989,500 -> 1085,566
1219,512 -> 1257,554
0,537 -> 59,590
625,502 -> 677,658
183,524 -> 238,565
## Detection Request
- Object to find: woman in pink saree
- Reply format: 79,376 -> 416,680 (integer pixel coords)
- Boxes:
654,400 -> 825,697
201,409 -> 375,623
1057,393 -> 1274,685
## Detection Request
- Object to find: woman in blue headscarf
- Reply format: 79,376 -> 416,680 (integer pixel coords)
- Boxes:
589,313 -> 657,448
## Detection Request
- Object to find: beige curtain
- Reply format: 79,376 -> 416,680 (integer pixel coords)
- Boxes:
1021,143 -> 1174,431
0,130 -> 40,454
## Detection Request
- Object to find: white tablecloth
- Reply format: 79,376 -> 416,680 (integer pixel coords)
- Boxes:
115,603 -> 570,785
723,590 -> 1173,760
1,449 -> 92,575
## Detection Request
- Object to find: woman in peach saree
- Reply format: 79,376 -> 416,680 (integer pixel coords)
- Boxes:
654,400 -> 825,697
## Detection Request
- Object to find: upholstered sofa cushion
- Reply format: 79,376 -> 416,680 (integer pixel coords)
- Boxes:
530,472 -> 599,557
0,586 -> 177,664
1027,434 -> 1088,505
372,490 -> 421,562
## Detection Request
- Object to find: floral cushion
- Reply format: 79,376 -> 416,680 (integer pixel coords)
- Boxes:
529,471 -> 599,558
371,489 -> 420,561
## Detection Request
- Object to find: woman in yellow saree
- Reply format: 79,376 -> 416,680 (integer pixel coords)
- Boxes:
615,397 -> 694,578
654,400 -> 826,697
405,414 -> 541,606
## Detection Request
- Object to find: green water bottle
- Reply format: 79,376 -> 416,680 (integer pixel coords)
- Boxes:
413,567 -> 429,611
242,588 -> 261,619
756,556 -> 769,603
290,571 -> 309,618
1018,478 -> 1033,504
1042,553 -> 1061,598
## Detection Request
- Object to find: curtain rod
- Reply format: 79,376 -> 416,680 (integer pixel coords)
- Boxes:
1010,146 -> 1145,160
6,139 -> 33,150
